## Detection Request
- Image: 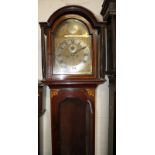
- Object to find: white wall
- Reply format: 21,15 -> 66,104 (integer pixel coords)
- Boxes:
38,1 -> 109,155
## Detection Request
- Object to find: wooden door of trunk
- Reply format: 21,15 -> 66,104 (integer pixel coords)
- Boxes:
51,88 -> 95,155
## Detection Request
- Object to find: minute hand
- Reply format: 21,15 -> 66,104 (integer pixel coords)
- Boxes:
74,46 -> 86,54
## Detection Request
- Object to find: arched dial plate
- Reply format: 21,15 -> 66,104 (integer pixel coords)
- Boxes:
53,18 -> 93,75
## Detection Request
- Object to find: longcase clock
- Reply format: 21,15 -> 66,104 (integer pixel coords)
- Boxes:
39,5 -> 106,155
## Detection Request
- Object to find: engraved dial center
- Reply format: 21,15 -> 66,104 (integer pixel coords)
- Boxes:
55,39 -> 90,72
69,45 -> 77,54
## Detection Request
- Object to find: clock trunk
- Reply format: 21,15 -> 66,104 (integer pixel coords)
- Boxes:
51,88 -> 95,155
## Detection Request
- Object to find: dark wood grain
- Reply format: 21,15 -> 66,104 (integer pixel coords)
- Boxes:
38,81 -> 45,117
38,81 -> 45,155
101,1 -> 116,155
47,5 -> 104,28
108,75 -> 116,155
101,0 -> 116,21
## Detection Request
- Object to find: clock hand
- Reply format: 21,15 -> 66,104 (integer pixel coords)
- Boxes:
76,46 -> 86,53
71,46 -> 86,56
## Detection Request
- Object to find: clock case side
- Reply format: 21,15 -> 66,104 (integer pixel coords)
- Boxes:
39,5 -> 106,85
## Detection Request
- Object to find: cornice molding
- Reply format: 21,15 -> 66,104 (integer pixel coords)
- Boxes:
101,1 -> 116,21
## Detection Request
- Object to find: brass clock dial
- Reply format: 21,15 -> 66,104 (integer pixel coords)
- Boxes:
53,18 -> 93,75
55,38 -> 91,74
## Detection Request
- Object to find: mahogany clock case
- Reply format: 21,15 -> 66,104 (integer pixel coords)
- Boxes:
39,5 -> 106,155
